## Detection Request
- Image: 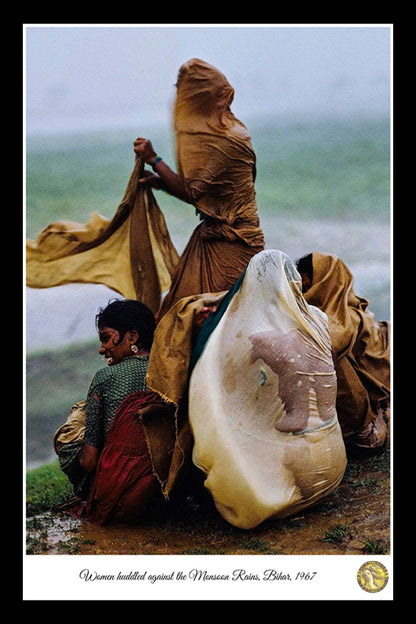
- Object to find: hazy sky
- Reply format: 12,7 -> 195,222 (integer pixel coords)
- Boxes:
24,23 -> 391,134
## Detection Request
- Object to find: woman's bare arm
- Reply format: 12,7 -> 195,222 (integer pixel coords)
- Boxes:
133,137 -> 192,203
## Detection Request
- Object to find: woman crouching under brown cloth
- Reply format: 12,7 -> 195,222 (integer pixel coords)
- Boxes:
296,251 -> 390,456
134,58 -> 264,320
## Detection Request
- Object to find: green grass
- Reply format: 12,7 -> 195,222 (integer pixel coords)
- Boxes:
322,522 -> 351,544
26,461 -> 73,516
361,538 -> 389,555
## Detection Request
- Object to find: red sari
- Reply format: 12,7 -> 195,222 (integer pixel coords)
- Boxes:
86,391 -> 163,525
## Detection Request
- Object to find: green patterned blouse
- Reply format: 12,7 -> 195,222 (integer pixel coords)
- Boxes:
84,355 -> 150,450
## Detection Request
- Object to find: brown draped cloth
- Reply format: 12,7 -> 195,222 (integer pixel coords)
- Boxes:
158,58 -> 264,318
26,158 -> 179,316
303,251 -> 390,449
26,59 -> 263,321
143,291 -> 226,499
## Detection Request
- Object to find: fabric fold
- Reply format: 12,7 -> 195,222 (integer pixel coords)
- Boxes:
86,391 -> 165,525
26,157 -> 179,315
303,251 -> 390,439
144,290 -> 226,498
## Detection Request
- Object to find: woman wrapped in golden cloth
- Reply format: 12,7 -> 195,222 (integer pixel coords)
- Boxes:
27,58 -> 264,322
296,251 -> 390,455
133,57 -> 264,318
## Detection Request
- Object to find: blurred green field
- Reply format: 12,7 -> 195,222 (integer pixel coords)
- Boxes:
26,341 -> 99,467
253,116 -> 390,220
26,115 -> 390,242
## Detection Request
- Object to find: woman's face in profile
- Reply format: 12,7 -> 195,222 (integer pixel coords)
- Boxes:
98,326 -> 133,366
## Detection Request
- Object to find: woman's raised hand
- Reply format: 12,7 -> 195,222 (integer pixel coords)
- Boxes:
133,137 -> 157,164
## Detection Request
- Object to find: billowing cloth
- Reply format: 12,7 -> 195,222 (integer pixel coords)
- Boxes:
303,251 -> 390,442
26,158 -> 179,315
188,249 -> 347,529
158,58 -> 264,317
144,291 -> 226,498
86,391 -> 165,525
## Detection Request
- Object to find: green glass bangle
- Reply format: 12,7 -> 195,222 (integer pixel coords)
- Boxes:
151,156 -> 163,171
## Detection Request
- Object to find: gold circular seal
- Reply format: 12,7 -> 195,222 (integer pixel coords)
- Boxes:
357,561 -> 389,593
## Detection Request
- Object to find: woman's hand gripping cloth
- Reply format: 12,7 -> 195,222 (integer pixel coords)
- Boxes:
188,249 -> 347,529
26,157 -> 179,315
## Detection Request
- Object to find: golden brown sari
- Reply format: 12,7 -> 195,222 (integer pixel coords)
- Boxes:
26,59 -> 264,321
158,58 -> 264,317
303,251 -> 390,451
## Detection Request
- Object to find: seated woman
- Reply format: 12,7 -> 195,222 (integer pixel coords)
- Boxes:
55,299 -> 172,525
184,249 -> 347,529
296,252 -> 390,456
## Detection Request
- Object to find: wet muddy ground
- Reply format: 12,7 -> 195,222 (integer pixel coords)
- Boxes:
26,450 -> 390,556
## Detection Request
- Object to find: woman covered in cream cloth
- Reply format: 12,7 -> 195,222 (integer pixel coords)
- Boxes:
184,249 -> 347,530
134,58 -> 264,319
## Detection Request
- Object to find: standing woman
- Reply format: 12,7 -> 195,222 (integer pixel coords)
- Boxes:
134,58 -> 265,319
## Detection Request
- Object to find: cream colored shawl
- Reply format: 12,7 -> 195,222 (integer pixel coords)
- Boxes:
188,249 -> 347,529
